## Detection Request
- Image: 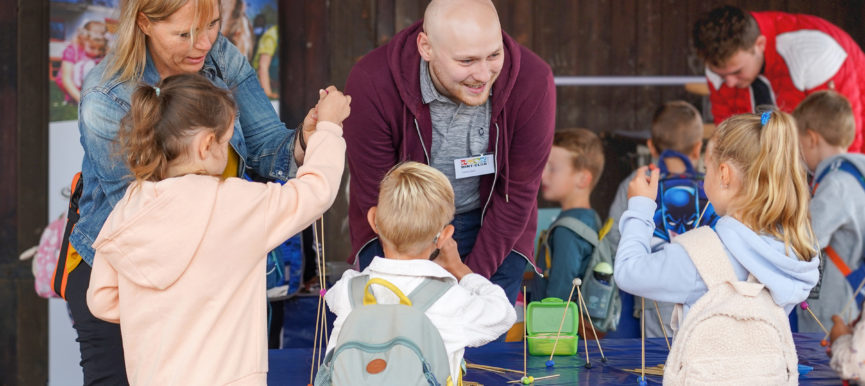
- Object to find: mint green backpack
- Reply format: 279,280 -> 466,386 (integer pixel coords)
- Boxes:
314,275 -> 455,386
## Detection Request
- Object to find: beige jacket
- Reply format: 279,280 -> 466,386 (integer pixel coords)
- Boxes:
87,122 -> 345,385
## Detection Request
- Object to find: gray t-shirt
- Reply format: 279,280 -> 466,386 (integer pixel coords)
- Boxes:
420,59 -> 491,214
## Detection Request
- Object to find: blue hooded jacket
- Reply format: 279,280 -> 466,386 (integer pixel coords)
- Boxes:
615,197 -> 820,319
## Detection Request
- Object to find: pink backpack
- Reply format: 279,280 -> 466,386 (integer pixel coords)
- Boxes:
32,216 -> 66,298
664,227 -> 798,385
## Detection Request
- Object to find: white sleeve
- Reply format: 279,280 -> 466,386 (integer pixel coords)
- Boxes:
323,269 -> 362,354
830,312 -> 865,380
430,274 -> 517,350
776,30 -> 848,91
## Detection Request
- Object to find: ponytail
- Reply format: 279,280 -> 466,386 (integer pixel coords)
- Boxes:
118,85 -> 170,181
117,73 -> 236,182
711,110 -> 816,261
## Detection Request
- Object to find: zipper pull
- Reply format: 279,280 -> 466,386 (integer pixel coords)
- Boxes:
505,194 -> 509,203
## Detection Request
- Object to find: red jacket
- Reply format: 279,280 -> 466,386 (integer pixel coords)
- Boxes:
343,20 -> 556,278
707,11 -> 865,153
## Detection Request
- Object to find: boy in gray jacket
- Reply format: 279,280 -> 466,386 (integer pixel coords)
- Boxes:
795,90 -> 865,333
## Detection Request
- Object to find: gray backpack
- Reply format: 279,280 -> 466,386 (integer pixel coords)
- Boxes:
540,215 -> 621,332
314,275 -> 454,386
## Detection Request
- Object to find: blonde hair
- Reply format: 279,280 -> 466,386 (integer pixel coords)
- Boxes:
793,90 -> 856,149
651,100 -> 704,155
553,128 -> 604,189
375,162 -> 455,255
76,21 -> 108,55
107,0 -> 219,83
709,110 -> 816,261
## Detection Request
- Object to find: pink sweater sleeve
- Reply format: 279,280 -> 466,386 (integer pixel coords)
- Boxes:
86,252 -> 121,324
261,121 -> 345,251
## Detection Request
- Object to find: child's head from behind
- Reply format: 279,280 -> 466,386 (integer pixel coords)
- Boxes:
793,90 -> 855,171
705,110 -> 815,261
542,128 -> 604,203
649,101 -> 703,160
369,162 -> 455,257
119,73 -> 236,182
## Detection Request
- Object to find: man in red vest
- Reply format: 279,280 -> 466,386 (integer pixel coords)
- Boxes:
693,6 -> 865,153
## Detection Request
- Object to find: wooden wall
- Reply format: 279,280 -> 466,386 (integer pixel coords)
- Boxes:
278,0 -> 865,264
1,0 -> 50,384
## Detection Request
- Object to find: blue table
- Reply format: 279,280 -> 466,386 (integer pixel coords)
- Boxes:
268,333 -> 842,385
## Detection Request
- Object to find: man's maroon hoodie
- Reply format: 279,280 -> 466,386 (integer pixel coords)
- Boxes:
343,20 -> 555,278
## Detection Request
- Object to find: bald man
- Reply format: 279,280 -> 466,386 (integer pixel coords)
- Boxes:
343,0 -> 555,304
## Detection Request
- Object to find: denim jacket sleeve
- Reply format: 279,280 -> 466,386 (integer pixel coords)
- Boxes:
211,35 -> 297,181
73,88 -> 135,264
79,91 -> 132,208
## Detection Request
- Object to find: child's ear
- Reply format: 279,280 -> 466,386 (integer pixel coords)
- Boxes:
689,141 -> 703,162
805,129 -> 821,148
576,169 -> 592,189
367,207 -> 379,234
436,224 -> 455,249
647,139 -> 659,159
197,132 -> 216,161
718,161 -> 733,187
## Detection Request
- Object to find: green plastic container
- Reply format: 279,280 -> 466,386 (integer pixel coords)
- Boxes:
526,297 -> 579,356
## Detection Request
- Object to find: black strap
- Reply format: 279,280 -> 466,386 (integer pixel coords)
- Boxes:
53,173 -> 83,297
751,76 -> 774,108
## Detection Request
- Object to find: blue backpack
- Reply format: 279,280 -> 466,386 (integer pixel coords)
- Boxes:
812,157 -> 865,305
653,150 -> 720,242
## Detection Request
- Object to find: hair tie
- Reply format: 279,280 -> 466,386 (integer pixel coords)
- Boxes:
154,86 -> 161,97
761,111 -> 771,125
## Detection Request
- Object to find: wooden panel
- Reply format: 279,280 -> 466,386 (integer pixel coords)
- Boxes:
394,0 -> 425,32
375,0 -> 396,46
1,0 -> 49,383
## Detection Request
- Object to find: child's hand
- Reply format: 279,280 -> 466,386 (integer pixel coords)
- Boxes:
829,314 -> 854,343
294,89 -> 328,164
627,165 -> 660,200
316,86 -> 352,126
432,231 -> 472,281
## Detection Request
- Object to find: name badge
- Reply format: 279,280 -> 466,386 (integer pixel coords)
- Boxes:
454,153 -> 495,179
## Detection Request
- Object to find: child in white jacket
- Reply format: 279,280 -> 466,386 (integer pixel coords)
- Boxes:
323,162 -> 516,384
830,309 -> 865,381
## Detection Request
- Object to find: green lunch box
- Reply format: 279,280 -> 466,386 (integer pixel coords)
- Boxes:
526,297 -> 580,356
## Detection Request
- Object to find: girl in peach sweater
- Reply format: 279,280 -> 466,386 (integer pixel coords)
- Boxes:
86,73 -> 350,385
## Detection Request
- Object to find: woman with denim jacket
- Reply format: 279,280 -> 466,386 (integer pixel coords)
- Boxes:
68,0 -> 321,383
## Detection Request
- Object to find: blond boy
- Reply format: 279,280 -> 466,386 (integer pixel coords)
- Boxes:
794,90 -> 865,333
323,162 -> 516,383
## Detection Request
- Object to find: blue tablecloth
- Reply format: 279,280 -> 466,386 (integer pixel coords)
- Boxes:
268,333 -> 841,385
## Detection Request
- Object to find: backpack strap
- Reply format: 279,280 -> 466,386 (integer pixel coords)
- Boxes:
348,274 -> 369,309
549,216 -> 599,248
657,149 -> 697,176
812,158 -> 865,195
406,278 -> 453,312
673,226 -> 737,289
349,274 -> 450,311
